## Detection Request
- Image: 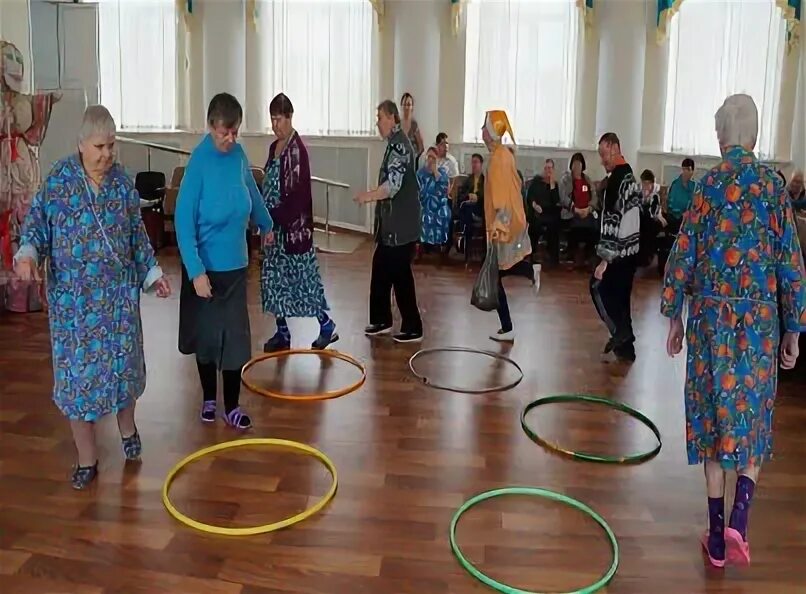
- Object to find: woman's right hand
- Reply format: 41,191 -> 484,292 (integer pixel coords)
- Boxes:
193,274 -> 212,299
13,257 -> 38,282
666,316 -> 684,357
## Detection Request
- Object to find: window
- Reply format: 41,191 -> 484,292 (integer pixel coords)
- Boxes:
256,0 -> 374,136
664,0 -> 786,158
463,0 -> 580,146
97,0 -> 177,130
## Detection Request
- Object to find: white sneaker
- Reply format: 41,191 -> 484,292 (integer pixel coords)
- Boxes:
490,329 -> 515,342
533,264 -> 541,295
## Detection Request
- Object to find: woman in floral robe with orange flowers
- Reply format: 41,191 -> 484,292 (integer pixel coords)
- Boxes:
661,95 -> 806,569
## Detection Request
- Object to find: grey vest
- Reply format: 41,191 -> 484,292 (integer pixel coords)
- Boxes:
374,127 -> 421,247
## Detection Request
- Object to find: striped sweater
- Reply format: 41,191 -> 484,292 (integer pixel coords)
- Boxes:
596,163 -> 642,263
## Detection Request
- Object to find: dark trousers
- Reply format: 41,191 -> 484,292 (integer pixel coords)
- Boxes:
528,216 -> 561,264
496,260 -> 535,332
666,215 -> 683,236
590,256 -> 637,355
458,201 -> 483,245
568,222 -> 598,260
370,242 -> 422,334
638,216 -> 662,267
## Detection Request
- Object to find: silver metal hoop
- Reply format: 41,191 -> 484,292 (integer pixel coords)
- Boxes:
408,347 -> 524,394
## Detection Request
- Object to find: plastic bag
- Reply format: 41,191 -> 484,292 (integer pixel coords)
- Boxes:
471,243 -> 499,311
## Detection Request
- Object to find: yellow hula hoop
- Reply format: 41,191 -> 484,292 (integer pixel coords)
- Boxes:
162,438 -> 338,536
241,349 -> 367,401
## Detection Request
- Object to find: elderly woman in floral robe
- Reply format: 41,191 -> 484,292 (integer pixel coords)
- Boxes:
14,105 -> 170,489
662,94 -> 806,568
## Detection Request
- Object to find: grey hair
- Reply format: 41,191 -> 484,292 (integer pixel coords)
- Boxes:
715,94 -> 758,150
78,105 -> 116,143
793,169 -> 804,180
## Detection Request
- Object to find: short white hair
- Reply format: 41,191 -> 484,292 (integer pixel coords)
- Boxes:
78,104 -> 116,143
793,169 -> 804,180
714,94 -> 758,150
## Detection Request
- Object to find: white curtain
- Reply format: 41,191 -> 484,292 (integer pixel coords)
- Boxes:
463,0 -> 580,146
97,0 -> 177,131
664,0 -> 786,159
255,0 -> 374,136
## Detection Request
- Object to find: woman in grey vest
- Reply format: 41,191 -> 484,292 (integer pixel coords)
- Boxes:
355,100 -> 423,343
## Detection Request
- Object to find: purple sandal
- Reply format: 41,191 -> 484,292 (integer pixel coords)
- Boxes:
223,407 -> 252,430
200,401 -> 216,423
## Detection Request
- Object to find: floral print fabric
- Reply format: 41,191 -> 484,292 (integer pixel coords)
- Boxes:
661,146 -> 806,470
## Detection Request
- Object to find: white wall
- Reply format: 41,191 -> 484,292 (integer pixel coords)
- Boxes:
5,0 -> 804,232
793,17 -> 806,171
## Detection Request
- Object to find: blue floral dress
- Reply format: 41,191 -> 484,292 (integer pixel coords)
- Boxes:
16,156 -> 160,421
661,146 -> 806,470
260,159 -> 328,317
417,164 -> 450,245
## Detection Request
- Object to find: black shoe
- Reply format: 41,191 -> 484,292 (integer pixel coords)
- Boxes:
312,320 -> 339,350
393,331 -> 423,344
614,345 -> 636,363
263,332 -> 291,353
365,324 -> 392,336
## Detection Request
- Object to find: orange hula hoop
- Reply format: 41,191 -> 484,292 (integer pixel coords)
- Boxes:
240,349 -> 367,401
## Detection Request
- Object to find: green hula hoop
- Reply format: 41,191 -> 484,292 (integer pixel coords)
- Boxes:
520,394 -> 662,464
449,487 -> 619,594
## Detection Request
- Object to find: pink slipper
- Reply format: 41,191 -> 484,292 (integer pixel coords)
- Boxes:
700,531 -> 726,568
725,527 -> 750,566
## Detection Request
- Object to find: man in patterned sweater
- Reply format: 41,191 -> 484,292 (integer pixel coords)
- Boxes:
590,132 -> 643,363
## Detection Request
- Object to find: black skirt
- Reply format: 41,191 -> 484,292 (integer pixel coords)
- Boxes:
178,266 -> 252,371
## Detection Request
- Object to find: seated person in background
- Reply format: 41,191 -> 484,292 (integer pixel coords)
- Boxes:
456,153 -> 485,253
666,157 -> 697,233
416,146 -> 451,251
786,169 -> 805,209
435,132 -> 460,184
637,169 -> 666,267
506,145 -> 526,194
560,152 -> 599,267
526,158 -> 562,265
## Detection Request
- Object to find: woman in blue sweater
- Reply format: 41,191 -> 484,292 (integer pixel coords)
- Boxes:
176,93 -> 273,430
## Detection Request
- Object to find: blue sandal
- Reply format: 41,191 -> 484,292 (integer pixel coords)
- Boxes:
121,430 -> 142,461
223,407 -> 252,430
71,462 -> 98,490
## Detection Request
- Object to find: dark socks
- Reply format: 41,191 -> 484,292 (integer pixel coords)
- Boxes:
276,317 -> 291,340
316,311 -> 331,327
707,496 -> 726,560
222,369 -> 241,414
197,361 -> 217,401
729,475 -> 756,541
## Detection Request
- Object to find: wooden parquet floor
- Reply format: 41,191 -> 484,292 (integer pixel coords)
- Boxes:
1,244 -> 805,594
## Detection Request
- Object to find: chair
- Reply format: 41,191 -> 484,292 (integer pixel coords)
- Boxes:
162,166 -> 185,247
136,171 -> 166,251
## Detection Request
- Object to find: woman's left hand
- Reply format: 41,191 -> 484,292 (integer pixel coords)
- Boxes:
154,276 -> 171,298
780,332 -> 800,369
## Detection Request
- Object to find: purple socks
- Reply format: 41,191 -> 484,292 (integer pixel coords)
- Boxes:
707,497 -> 726,561
729,475 -> 755,541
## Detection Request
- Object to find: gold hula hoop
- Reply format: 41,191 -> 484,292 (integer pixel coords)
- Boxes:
162,438 -> 338,536
241,349 -> 367,401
